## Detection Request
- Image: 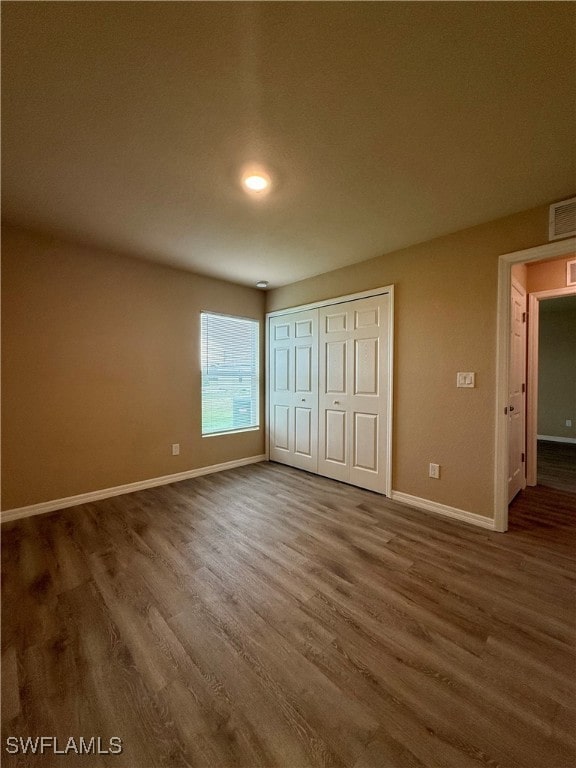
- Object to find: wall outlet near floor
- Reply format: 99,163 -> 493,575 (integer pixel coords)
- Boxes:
171,443 -> 180,456
429,463 -> 440,479
566,419 -> 572,427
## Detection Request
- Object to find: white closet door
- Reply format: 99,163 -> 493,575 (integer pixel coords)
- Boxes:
319,295 -> 390,493
317,305 -> 350,483
269,309 -> 318,472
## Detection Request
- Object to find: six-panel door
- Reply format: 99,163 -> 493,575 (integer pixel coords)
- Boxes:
318,295 -> 389,493
508,282 -> 526,502
268,293 -> 390,495
269,309 -> 319,472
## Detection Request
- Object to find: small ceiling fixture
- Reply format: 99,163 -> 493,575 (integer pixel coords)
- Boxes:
241,167 -> 271,195
244,174 -> 269,192
256,280 -> 269,289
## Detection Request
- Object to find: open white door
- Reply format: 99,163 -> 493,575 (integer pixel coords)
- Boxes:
508,280 -> 527,502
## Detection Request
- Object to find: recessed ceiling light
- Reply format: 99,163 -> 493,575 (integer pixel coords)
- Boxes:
256,280 -> 269,289
242,171 -> 271,194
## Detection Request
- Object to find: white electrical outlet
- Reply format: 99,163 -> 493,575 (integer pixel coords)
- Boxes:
172,443 -> 180,456
566,420 -> 572,427
429,463 -> 440,479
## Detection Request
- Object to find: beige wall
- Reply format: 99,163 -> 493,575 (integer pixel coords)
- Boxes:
267,205 -> 552,519
527,254 -> 575,293
511,262 -> 528,289
2,206 -> 565,517
2,225 -> 266,510
538,300 -> 576,440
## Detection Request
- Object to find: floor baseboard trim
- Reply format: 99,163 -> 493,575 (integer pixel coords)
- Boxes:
537,435 -> 576,445
390,491 -> 496,530
1,455 -> 268,523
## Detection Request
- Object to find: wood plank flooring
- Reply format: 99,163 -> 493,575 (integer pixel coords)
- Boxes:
2,462 -> 575,768
537,440 -> 576,493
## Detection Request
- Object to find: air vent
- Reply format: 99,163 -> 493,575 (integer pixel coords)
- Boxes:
567,259 -> 576,286
549,197 -> 576,241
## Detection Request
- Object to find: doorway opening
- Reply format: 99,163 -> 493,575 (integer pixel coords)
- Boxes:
527,292 -> 576,492
495,238 -> 576,531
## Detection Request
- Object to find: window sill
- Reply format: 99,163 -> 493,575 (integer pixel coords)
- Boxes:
202,427 -> 260,438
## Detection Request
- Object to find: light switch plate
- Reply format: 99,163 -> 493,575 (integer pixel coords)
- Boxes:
457,372 -> 475,388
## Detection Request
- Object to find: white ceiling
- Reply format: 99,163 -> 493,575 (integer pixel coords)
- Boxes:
2,2 -> 575,288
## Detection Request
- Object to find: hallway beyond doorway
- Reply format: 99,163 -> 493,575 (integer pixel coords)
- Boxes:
537,439 -> 576,493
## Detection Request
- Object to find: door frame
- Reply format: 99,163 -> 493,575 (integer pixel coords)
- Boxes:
266,285 -> 394,497
526,285 -> 576,485
494,237 -> 576,532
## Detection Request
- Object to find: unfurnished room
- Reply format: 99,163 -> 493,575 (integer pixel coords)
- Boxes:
1,2 -> 576,767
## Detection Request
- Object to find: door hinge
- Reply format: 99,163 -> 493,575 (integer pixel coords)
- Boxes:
522,383 -> 525,394
522,312 -> 527,323
521,452 -> 525,463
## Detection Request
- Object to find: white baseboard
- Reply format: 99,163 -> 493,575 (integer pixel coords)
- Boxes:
537,435 -> 576,445
1,455 -> 268,524
390,491 -> 496,531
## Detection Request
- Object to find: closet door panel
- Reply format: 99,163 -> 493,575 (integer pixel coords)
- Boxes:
319,294 -> 390,493
269,309 -> 318,472
348,295 -> 389,493
295,345 -> 313,393
273,347 -> 290,392
353,412 -> 378,472
272,405 -> 290,453
325,410 -> 347,463
354,338 -> 378,395
325,341 -> 347,394
294,407 -> 313,457
319,308 -> 350,482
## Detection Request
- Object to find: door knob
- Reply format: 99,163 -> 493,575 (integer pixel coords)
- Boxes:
333,400 -> 340,405
509,405 -> 515,412
301,398 -> 306,402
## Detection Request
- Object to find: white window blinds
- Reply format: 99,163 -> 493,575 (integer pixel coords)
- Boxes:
200,312 -> 260,436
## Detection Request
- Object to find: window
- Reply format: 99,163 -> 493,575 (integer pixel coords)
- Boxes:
200,312 -> 260,436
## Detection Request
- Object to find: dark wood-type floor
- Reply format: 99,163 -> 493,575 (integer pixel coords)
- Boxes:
2,462 -> 575,768
537,440 -> 576,493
